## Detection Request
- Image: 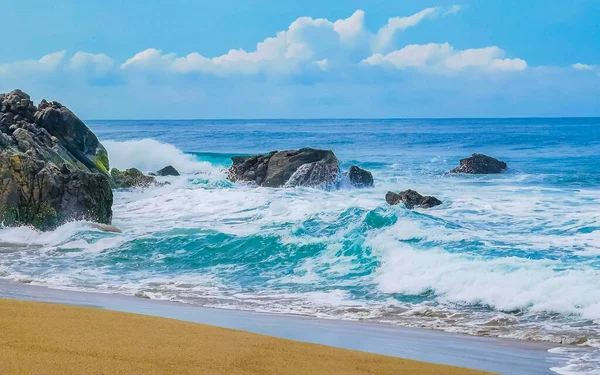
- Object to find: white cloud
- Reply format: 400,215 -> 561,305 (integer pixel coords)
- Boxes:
1,7 -> 529,83
120,7 -> 461,76
572,63 -> 594,70
572,63 -> 600,77
373,8 -> 437,52
445,5 -> 462,16
121,48 -> 176,70
372,5 -> 461,52
333,10 -> 365,43
0,51 -> 66,75
313,59 -> 328,71
363,42 -> 527,72
68,52 -> 114,73
120,11 -> 364,76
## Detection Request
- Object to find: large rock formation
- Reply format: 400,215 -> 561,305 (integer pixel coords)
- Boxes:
450,154 -> 507,174
227,148 -> 341,188
227,148 -> 375,189
386,190 -> 442,209
0,89 -> 113,230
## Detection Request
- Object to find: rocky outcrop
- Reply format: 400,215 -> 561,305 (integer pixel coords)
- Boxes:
227,148 -> 340,188
386,190 -> 442,209
345,166 -> 373,188
156,165 -> 180,176
450,154 -> 507,174
110,168 -> 156,188
0,89 -> 113,230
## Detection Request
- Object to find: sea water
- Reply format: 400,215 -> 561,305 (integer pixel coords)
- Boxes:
1,118 -> 599,374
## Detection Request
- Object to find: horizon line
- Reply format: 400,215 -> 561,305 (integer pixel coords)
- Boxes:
86,116 -> 600,122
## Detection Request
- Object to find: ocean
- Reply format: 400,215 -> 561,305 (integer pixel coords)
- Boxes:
1,118 -> 599,374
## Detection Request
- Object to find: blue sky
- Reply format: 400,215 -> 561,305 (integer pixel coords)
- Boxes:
1,0 -> 599,119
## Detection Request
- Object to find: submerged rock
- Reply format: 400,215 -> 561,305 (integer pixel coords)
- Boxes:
156,165 -> 180,176
228,148 -> 340,188
0,89 -> 113,230
110,168 -> 156,188
89,222 -> 122,233
345,166 -> 374,188
450,154 -> 507,174
386,190 -> 442,209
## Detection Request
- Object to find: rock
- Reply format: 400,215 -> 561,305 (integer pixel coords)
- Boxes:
110,168 -> 156,188
345,166 -> 373,188
450,153 -> 507,174
156,165 -> 180,176
89,222 -> 122,233
227,148 -> 340,188
0,89 -> 113,230
385,190 -> 442,209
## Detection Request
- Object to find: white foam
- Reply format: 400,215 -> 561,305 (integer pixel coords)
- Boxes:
103,138 -> 224,176
371,222 -> 600,319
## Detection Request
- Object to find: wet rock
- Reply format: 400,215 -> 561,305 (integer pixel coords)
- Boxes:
0,89 -> 113,230
89,222 -> 122,233
110,168 -> 156,188
386,189 -> 442,209
228,148 -> 340,188
156,165 -> 180,176
345,166 -> 373,188
450,153 -> 507,174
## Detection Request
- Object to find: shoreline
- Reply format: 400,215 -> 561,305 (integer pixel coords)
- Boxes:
0,280 -> 579,374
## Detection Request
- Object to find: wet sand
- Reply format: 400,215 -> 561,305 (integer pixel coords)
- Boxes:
0,299 -> 495,375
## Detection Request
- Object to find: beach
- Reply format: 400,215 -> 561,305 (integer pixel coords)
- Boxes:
0,281 -> 576,374
1,116 -> 599,375
0,298 -> 497,375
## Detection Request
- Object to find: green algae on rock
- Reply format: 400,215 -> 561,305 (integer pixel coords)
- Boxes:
0,89 -> 113,230
110,167 -> 156,188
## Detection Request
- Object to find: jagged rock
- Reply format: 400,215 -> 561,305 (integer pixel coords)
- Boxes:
386,190 -> 442,209
227,148 -> 340,188
450,154 -> 507,174
0,89 -> 113,230
110,168 -> 156,188
345,166 -> 373,188
156,165 -> 180,176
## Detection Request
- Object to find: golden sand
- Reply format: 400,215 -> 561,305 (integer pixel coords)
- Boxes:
0,299 -> 497,375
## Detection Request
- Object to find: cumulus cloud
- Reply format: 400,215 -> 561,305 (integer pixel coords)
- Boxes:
68,52 -> 114,73
363,42 -> 527,73
120,11 -> 363,76
119,7 -> 463,76
0,51 -> 66,75
1,6 -> 527,83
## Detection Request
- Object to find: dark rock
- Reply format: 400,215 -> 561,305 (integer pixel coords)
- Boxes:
110,168 -> 156,188
227,148 -> 340,188
450,153 -> 507,174
156,165 -> 180,176
345,166 -> 373,188
386,190 -> 442,209
0,89 -> 113,230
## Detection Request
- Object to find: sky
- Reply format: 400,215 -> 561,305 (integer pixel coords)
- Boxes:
0,0 -> 599,119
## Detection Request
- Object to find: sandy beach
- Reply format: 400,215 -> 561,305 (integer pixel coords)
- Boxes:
0,299 -> 497,375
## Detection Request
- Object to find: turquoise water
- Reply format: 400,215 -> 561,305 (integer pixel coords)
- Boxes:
1,118 -> 600,373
